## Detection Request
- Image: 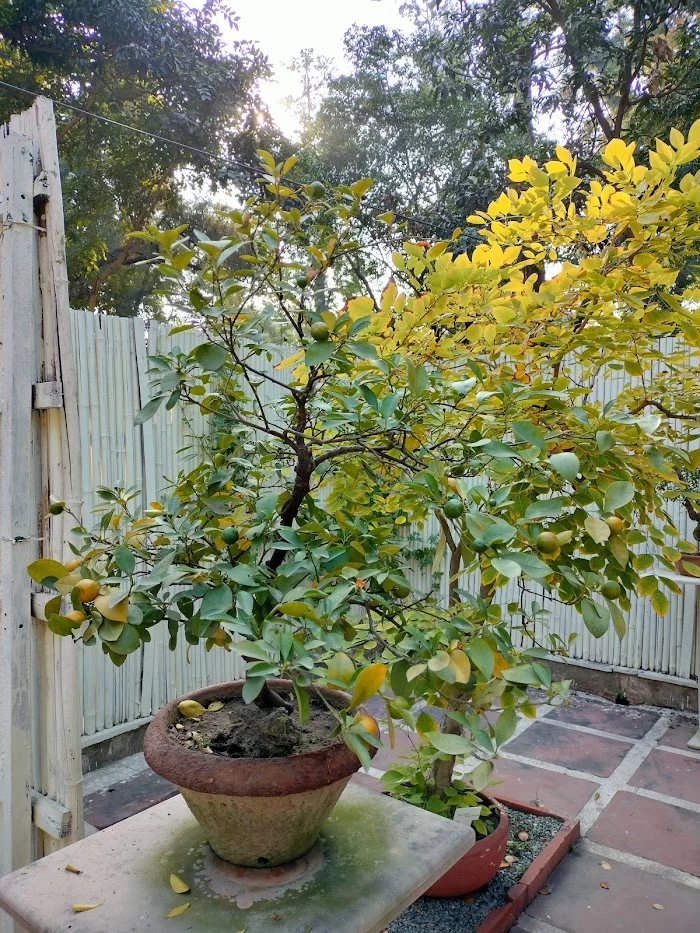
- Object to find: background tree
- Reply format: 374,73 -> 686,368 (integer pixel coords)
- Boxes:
0,0 -> 274,315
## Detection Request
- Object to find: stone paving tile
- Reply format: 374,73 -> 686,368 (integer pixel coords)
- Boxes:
587,790 -> 700,876
659,716 -> 698,750
371,726 -> 421,770
506,721 -> 632,777
350,772 -> 383,794
526,847 -> 700,933
628,748 -> 700,805
546,694 -> 661,739
491,756 -> 599,818
84,766 -> 177,830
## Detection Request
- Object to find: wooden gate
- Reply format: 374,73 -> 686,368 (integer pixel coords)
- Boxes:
0,99 -> 83,932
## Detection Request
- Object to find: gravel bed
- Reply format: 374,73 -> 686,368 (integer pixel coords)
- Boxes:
387,806 -> 563,933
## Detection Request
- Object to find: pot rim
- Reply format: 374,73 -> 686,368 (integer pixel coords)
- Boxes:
144,678 -> 375,797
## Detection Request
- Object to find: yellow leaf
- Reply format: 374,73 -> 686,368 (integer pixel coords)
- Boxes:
93,589 -> 129,623
169,874 -> 190,894
275,350 -> 304,370
64,864 -> 82,874
207,701 -> 224,712
178,700 -> 207,718
603,138 -> 629,166
72,904 -> 101,913
669,127 -> 684,150
449,649 -> 472,684
350,663 -> 386,708
688,119 -> 700,146
165,903 -> 190,918
327,651 -> 355,685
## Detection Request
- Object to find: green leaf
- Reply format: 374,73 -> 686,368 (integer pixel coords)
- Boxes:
223,564 -> 258,586
242,676 -> 265,703
524,497 -> 568,521
501,551 -> 553,579
479,440 -> 520,459
46,614 -> 82,636
428,650 -> 452,672
113,545 -> 136,576
490,557 -> 522,579
609,536 -> 629,567
426,732 -> 475,755
651,590 -> 669,616
512,421 -> 547,449
469,759 -> 493,792
276,600 -> 317,620
344,731 -> 372,771
609,601 -> 627,639
200,584 -> 233,620
27,559 -> 69,587
327,652 -> 354,685
407,361 -> 429,396
580,598 -> 610,637
638,575 -> 658,597
231,640 -> 271,661
109,623 -> 141,656
193,343 -> 227,371
359,384 -> 379,410
503,664 -> 540,685
548,452 -> 580,481
596,431 -> 615,453
347,341 -> 377,360
469,638 -> 495,679
305,340 -> 335,367
604,481 -> 634,513
416,711 -> 438,739
584,515 -> 611,544
494,707 -> 517,746
134,394 -> 165,425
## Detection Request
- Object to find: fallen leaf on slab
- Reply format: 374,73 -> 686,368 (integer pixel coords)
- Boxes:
652,904 -> 665,910
165,903 -> 190,918
72,904 -> 100,912
601,862 -> 611,870
169,874 -> 190,894
594,791 -> 600,800
207,701 -> 224,712
538,886 -> 552,896
518,831 -> 529,841
600,881 -> 609,889
64,864 -> 82,874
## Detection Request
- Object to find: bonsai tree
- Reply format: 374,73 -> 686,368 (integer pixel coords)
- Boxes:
29,126 -> 700,798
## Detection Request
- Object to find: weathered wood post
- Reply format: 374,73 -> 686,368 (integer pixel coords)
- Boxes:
0,98 -> 83,932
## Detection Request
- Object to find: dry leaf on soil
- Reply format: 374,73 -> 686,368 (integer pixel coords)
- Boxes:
207,701 -> 224,712
165,902 -> 190,918
72,904 -> 100,912
518,831 -> 529,841
499,861 -> 510,869
178,700 -> 206,718
504,855 -> 518,864
64,864 -> 82,874
169,874 -> 190,894
600,881 -> 609,889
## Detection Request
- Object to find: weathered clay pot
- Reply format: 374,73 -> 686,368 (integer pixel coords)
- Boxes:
144,679 -> 374,867
424,794 -> 509,897
675,553 -> 700,575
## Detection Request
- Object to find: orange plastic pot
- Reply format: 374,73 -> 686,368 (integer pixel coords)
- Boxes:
424,795 -> 509,897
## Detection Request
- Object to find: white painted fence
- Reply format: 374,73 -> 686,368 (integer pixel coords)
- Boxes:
69,310 -> 698,746
69,311 -> 243,745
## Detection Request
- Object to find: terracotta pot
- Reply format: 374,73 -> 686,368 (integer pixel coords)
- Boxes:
424,794 -> 509,897
675,553 -> 700,575
144,679 -> 375,867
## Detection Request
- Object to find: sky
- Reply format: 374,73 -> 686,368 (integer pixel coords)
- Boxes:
229,0 -> 407,136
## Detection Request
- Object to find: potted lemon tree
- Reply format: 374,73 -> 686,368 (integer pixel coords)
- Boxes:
31,126 -> 700,873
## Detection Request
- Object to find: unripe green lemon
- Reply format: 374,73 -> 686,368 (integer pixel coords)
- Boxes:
308,181 -> 326,198
310,322 -> 330,341
605,516 -> 625,536
221,527 -> 238,545
600,580 -> 621,599
535,531 -> 560,554
295,274 -> 309,289
472,537 -> 487,553
444,497 -> 464,519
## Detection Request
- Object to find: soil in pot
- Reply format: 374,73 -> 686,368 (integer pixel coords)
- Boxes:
171,692 -> 338,759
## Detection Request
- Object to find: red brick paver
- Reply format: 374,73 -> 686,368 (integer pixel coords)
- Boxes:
628,748 -> 700,805
506,721 -> 633,777
492,757 -> 599,819
658,716 -> 698,750
526,847 -> 700,933
587,790 -> 700,877
547,694 -> 661,738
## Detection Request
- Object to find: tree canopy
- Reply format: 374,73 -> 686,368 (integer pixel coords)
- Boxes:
0,0 -> 273,315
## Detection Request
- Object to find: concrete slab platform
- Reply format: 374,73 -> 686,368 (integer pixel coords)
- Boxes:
0,784 -> 475,933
